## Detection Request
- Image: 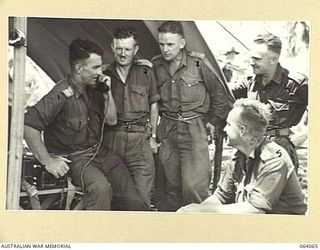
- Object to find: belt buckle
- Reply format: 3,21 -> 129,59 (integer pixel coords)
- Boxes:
126,123 -> 132,131
177,113 -> 183,122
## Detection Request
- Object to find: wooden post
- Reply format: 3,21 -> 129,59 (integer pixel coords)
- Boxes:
6,17 -> 27,210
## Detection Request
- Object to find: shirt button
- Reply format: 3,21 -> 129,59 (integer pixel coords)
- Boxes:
171,80 -> 175,83
187,84 -> 191,87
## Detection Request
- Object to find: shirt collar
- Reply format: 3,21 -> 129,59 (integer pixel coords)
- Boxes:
106,61 -> 118,77
248,150 -> 255,159
181,49 -> 188,67
253,63 -> 287,86
233,149 -> 255,163
106,60 -> 137,79
271,63 -> 290,85
67,75 -> 86,99
233,139 -> 264,162
271,63 -> 284,85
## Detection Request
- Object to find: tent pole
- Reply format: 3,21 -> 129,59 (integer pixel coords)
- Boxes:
6,17 -> 27,210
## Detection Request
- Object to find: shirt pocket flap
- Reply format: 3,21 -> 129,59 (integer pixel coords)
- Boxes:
131,85 -> 148,96
66,116 -> 88,131
268,100 -> 290,111
181,75 -> 202,87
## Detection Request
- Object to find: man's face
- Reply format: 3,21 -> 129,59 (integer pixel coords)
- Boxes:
250,43 -> 278,75
158,32 -> 185,61
79,53 -> 103,86
111,37 -> 138,66
223,108 -> 243,148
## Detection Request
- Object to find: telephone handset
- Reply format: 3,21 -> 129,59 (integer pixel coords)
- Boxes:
95,74 -> 110,93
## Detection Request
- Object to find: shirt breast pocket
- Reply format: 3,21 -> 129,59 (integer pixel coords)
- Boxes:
130,85 -> 149,111
180,74 -> 206,103
131,85 -> 148,96
65,116 -> 88,135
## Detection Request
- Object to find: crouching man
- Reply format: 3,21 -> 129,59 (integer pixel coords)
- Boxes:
178,99 -> 307,214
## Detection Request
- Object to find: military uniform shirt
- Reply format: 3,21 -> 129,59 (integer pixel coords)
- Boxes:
214,139 -> 307,214
24,77 -> 105,155
152,49 -> 230,127
104,60 -> 160,123
232,64 -> 308,129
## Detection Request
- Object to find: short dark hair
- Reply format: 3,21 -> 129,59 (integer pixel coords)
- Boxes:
253,33 -> 282,55
113,26 -> 138,44
233,98 -> 271,136
158,21 -> 184,37
69,38 -> 104,66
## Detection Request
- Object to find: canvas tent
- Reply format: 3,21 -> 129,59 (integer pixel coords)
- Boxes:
7,17 -> 234,209
9,17 -> 231,85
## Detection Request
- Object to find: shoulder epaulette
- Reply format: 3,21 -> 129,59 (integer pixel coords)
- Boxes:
288,71 -> 308,86
136,59 -> 153,68
260,142 -> 287,162
62,86 -> 74,98
188,51 -> 205,59
151,54 -> 162,62
260,141 -> 294,176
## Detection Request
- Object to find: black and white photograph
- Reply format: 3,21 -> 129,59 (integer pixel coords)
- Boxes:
7,17 -> 309,215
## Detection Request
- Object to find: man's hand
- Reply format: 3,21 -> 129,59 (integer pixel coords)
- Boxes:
149,137 -> 159,154
101,75 -> 112,99
177,203 -> 200,213
206,122 -> 216,141
44,156 -> 71,179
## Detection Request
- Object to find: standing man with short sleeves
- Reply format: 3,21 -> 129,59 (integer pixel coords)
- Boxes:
104,26 -> 160,210
152,21 -> 231,211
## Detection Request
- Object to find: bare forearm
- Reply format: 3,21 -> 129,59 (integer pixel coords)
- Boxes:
204,202 -> 266,214
202,194 -> 223,206
150,102 -> 159,134
24,125 -> 52,165
103,91 -> 117,126
179,200 -> 266,214
24,125 -> 70,178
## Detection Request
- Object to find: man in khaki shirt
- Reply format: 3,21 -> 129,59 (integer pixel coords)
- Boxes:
178,99 -> 307,214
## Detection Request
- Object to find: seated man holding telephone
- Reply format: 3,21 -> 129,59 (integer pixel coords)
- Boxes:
24,38 -> 147,210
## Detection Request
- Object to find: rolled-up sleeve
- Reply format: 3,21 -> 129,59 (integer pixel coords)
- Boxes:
148,69 -> 160,104
24,91 -> 65,131
201,59 -> 231,127
247,157 -> 289,212
213,162 -> 237,204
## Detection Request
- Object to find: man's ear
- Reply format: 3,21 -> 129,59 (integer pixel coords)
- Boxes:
134,44 -> 139,55
75,63 -> 82,74
180,38 -> 186,49
270,55 -> 279,65
111,43 -> 115,52
239,125 -> 246,137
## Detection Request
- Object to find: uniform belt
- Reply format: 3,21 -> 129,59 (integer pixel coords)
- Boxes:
162,112 -> 202,124
265,127 -> 290,137
110,123 -> 146,133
